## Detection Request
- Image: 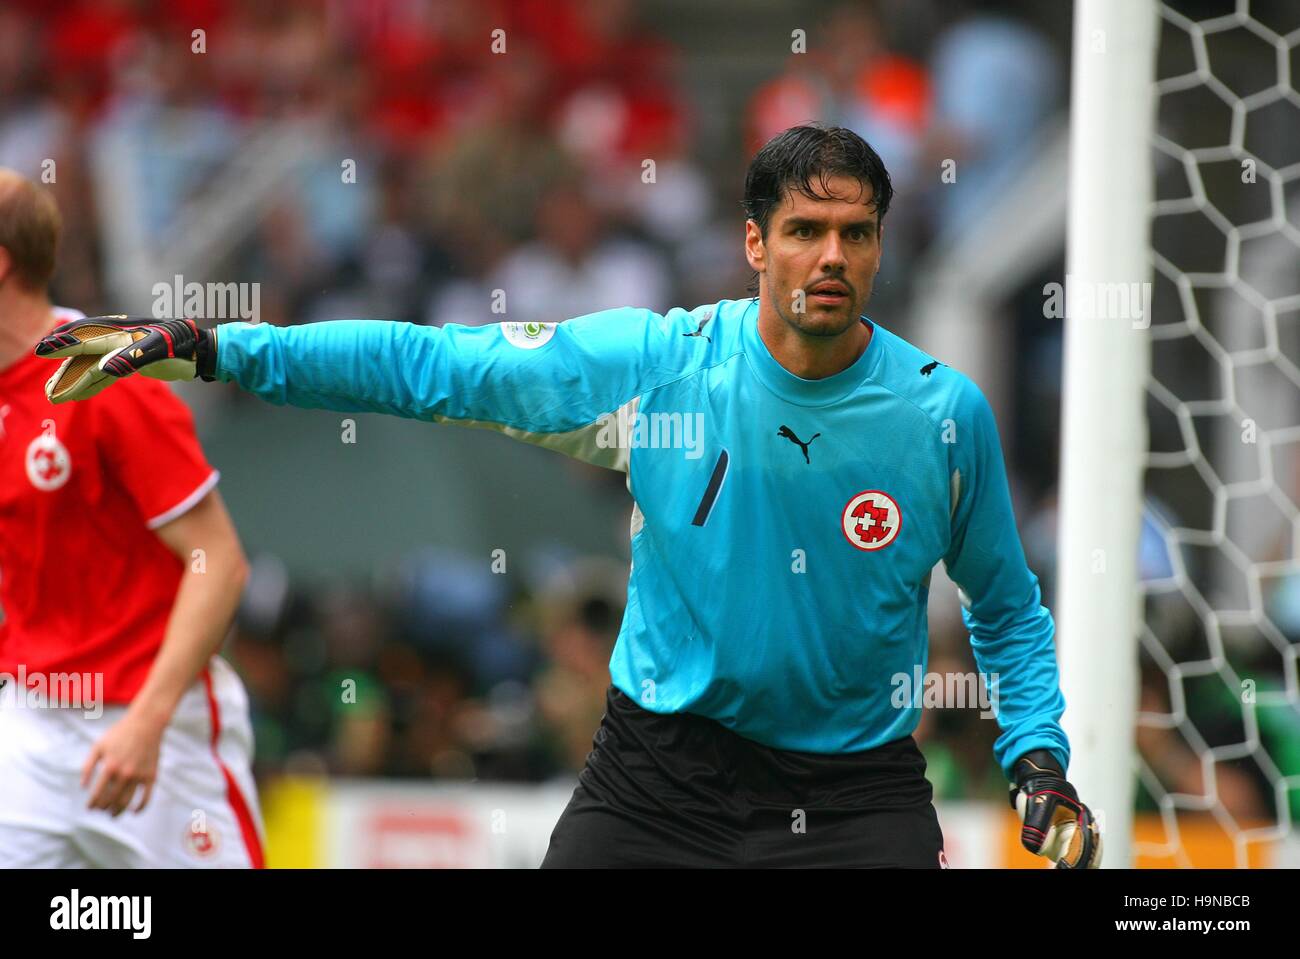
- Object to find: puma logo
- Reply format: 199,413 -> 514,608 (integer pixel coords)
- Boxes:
920,360 -> 943,376
777,425 -> 820,464
683,311 -> 713,343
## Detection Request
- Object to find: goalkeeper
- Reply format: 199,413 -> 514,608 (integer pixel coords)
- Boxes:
37,125 -> 1100,868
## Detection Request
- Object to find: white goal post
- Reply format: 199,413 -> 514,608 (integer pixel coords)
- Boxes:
1062,0 -> 1300,869
1059,0 -> 1158,870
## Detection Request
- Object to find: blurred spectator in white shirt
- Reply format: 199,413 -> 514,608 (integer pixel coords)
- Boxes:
927,10 -> 1061,242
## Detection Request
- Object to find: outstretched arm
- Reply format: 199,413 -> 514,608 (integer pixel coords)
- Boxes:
37,312 -> 681,469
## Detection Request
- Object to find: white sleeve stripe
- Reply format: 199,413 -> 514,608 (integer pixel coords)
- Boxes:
145,469 -> 220,529
430,393 -> 642,473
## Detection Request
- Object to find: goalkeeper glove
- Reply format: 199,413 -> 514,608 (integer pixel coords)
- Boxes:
35,316 -> 218,404
1009,750 -> 1103,869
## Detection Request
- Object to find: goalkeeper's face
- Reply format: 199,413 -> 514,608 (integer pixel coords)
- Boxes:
745,174 -> 884,339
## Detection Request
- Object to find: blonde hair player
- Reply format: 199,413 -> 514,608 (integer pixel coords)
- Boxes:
0,169 -> 263,868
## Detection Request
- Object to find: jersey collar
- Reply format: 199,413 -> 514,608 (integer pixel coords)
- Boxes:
739,297 -> 883,407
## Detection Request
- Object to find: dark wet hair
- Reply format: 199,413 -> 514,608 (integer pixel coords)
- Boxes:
742,124 -> 893,239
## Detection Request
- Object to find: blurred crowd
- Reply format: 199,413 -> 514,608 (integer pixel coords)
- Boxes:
1,0 -> 1068,325
4,0 -> 1298,828
229,546 -> 629,783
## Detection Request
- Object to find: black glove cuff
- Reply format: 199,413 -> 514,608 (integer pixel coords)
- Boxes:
1013,749 -> 1065,784
196,327 -> 218,382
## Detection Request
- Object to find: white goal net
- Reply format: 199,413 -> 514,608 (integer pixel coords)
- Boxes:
1135,0 -> 1300,867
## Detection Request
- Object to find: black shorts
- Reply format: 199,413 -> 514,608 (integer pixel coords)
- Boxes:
541,685 -> 946,868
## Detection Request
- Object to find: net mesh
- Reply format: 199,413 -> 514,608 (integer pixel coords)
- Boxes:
1140,0 -> 1300,867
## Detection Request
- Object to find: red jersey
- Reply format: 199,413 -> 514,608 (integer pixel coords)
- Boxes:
0,309 -> 219,704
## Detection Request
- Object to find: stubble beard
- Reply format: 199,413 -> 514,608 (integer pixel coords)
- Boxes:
773,279 -> 865,340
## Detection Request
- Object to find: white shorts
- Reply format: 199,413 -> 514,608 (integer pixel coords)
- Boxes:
0,656 -> 265,868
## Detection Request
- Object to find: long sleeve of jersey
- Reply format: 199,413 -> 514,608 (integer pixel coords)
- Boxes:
213,313 -> 685,469
943,384 -> 1070,779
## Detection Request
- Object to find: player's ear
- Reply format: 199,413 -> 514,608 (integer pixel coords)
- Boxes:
744,219 -> 766,273
0,245 -> 12,287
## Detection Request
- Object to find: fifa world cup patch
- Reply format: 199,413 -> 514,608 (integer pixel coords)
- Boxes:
841,489 -> 901,551
501,321 -> 557,350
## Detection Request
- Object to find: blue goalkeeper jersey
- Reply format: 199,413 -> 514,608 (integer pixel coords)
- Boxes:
214,297 -> 1069,777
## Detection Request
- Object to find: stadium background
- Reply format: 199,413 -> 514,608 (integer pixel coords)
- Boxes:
3,0 -> 1297,866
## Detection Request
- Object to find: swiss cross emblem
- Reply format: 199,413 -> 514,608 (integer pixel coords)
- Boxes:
185,822 -> 220,858
25,433 -> 71,492
841,489 -> 901,551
